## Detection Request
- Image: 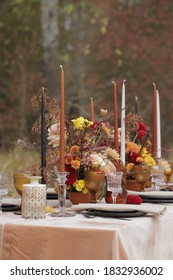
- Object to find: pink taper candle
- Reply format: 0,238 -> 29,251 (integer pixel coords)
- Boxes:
59,65 -> 65,172
112,81 -> 119,152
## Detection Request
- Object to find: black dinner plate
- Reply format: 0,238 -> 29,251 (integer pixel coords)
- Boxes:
2,204 -> 21,212
46,193 -> 58,200
47,193 -> 69,200
141,197 -> 173,204
81,208 -> 146,218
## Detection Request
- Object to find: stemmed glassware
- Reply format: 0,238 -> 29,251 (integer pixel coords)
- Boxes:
50,171 -> 75,217
134,165 -> 151,191
151,165 -> 164,191
106,172 -> 123,204
0,173 -> 9,213
84,169 -> 105,203
164,161 -> 173,184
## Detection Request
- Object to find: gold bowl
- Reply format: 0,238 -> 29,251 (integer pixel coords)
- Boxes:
13,172 -> 30,196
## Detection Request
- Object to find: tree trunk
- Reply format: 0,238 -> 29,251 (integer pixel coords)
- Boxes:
40,0 -> 59,96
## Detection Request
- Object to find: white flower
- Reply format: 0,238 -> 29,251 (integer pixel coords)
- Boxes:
100,108 -> 108,116
88,154 -> 103,166
47,123 -> 60,147
105,147 -> 120,160
100,159 -> 116,175
88,153 -> 116,175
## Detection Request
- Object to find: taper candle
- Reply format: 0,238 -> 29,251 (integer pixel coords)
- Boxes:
121,80 -> 126,164
90,97 -> 94,122
156,90 -> 161,159
112,81 -> 119,152
41,87 -> 46,184
59,65 -> 65,172
152,83 -> 157,159
135,96 -> 138,114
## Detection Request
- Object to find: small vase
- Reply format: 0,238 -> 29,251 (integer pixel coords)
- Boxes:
22,175 -> 46,219
67,191 -> 91,204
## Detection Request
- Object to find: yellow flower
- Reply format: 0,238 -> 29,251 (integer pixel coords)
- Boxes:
102,126 -> 110,136
73,179 -> 88,193
141,147 -> 149,156
71,117 -> 92,129
71,117 -> 85,129
126,163 -> 135,174
143,155 -> 155,166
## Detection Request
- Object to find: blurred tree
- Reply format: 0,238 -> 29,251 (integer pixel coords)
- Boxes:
41,0 -> 59,95
0,0 -> 173,157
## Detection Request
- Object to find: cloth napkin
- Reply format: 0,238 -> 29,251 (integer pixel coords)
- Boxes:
71,203 -> 167,216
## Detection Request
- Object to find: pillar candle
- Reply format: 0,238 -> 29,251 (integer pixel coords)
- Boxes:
152,83 -> 157,159
156,90 -> 161,159
59,65 -> 65,172
121,80 -> 126,165
90,97 -> 94,122
41,87 -> 46,184
112,81 -> 119,152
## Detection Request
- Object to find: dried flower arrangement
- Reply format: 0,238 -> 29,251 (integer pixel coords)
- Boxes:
17,90 -> 120,193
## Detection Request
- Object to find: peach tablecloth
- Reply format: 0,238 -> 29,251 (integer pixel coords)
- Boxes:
0,199 -> 173,260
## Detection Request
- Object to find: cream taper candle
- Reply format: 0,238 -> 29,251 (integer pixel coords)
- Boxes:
121,80 -> 126,164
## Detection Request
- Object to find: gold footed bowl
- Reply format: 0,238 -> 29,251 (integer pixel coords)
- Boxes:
84,169 -> 105,203
13,172 -> 30,196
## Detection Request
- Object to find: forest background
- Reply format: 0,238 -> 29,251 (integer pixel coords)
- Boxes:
0,0 -> 173,194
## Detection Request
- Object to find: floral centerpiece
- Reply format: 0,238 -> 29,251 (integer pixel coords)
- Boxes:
18,92 -> 120,199
124,113 -> 155,178
46,112 -> 120,195
120,112 -> 156,190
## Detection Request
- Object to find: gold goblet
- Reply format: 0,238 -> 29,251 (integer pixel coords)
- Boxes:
164,162 -> 173,184
134,165 -> 151,191
84,169 -> 105,203
13,172 -> 30,196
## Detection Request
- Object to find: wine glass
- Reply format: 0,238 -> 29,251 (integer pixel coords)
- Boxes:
0,173 -> 9,213
84,170 -> 105,203
106,172 -> 123,204
151,165 -> 164,190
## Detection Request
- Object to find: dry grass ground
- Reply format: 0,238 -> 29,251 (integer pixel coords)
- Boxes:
0,145 -> 39,197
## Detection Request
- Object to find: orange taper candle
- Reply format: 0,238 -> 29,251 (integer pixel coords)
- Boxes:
152,83 -> 157,159
112,81 -> 119,152
59,65 -> 65,172
90,97 -> 94,122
